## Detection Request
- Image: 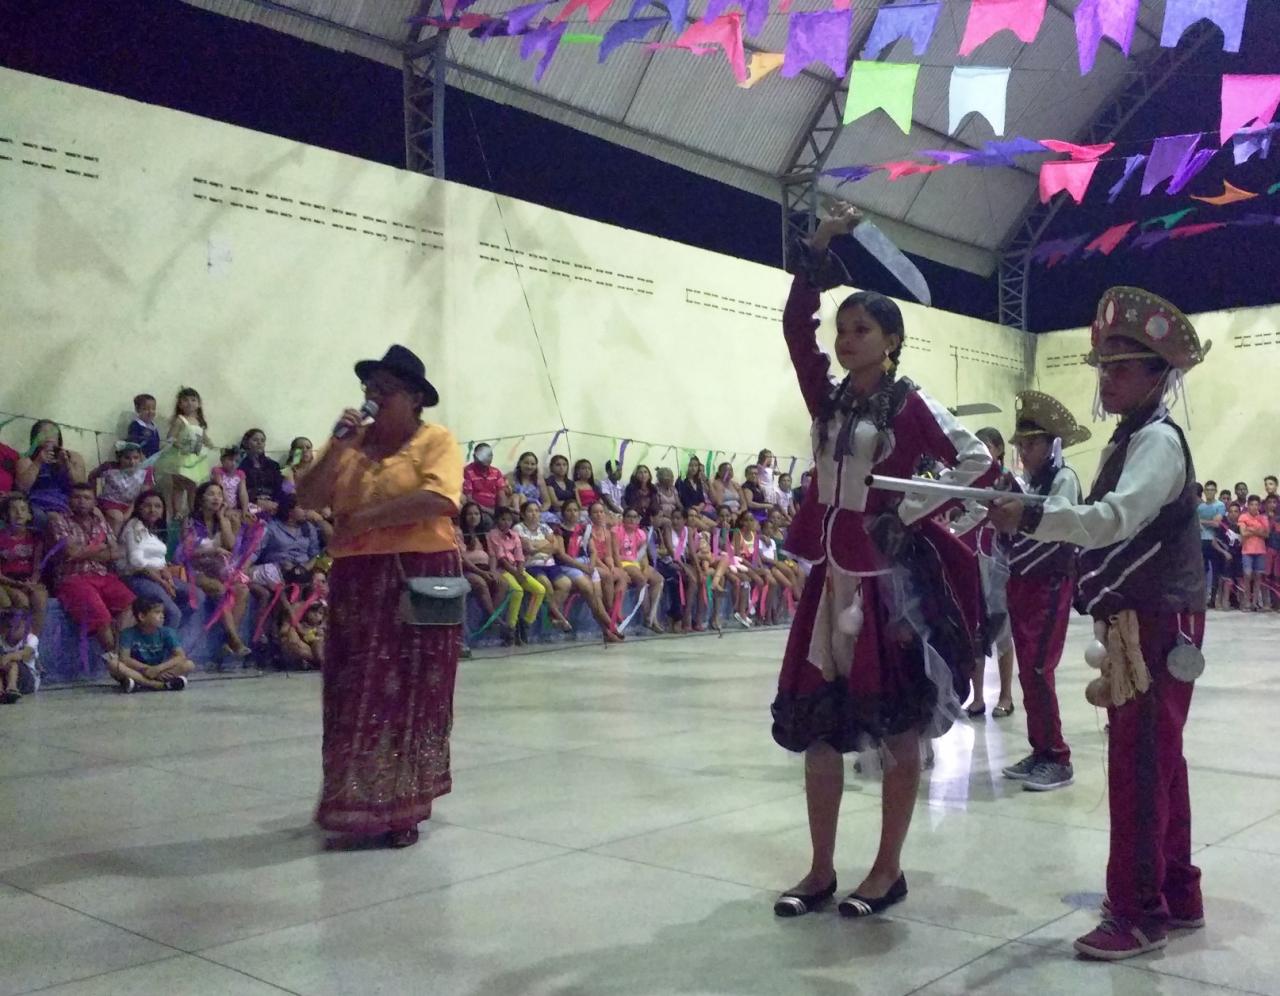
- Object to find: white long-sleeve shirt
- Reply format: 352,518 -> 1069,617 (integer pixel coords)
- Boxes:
1029,422 -> 1185,551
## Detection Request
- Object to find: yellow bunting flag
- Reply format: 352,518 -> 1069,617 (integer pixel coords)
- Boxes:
738,51 -> 785,89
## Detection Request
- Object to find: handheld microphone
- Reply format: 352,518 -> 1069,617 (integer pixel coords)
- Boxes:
334,400 -> 378,440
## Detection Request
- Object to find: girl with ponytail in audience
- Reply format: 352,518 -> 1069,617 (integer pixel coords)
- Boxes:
157,388 -> 215,520
572,460 -> 600,516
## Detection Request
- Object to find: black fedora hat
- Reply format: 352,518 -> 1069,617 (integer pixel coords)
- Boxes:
354,345 -> 439,408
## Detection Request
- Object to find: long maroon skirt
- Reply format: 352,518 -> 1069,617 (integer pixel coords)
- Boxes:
316,550 -> 462,834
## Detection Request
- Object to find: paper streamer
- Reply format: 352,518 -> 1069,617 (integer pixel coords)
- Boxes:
1040,139 -> 1114,161
1108,153 -> 1147,203
1084,221 -> 1136,255
619,439 -> 631,465
1143,208 -> 1196,230
1220,75 -> 1280,146
1075,0 -> 1141,74
782,9 -> 852,79
555,0 -> 615,23
546,428 -> 568,455
861,2 -> 941,60
1191,181 -> 1258,206
1167,222 -> 1227,240
1039,159 -> 1100,204
921,149 -> 976,165
704,0 -> 768,38
948,66 -> 1010,136
520,20 -> 568,82
843,61 -> 921,132
505,1 -> 551,35
1167,148 -> 1216,195
1141,133 -> 1201,195
1131,229 -> 1175,250
506,437 -> 527,461
1161,0 -> 1247,54
827,164 -> 881,186
673,13 -> 747,82
883,160 -> 945,180
601,14 -> 664,62
442,0 -> 480,19
627,0 -> 688,33
959,0 -> 1047,57
739,51 -> 785,87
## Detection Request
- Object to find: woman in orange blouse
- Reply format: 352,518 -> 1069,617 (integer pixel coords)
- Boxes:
298,345 -> 462,849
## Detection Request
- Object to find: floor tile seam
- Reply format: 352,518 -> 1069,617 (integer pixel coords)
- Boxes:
1201,806 -> 1280,848
8,953 -> 188,996
0,797 -> 309,859
900,938 -> 1019,995
13,728 -> 325,766
183,953 -> 307,996
190,849 -> 572,957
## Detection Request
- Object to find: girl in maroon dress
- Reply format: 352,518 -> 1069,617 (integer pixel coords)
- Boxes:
772,203 -> 994,919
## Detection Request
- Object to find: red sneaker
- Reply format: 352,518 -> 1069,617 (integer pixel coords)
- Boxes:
1100,897 -> 1204,931
1075,919 -> 1167,961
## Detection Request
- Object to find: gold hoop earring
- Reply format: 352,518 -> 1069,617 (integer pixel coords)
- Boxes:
881,354 -> 894,374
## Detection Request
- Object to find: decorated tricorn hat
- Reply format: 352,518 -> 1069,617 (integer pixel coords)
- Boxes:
1087,286 -> 1210,372
1011,390 -> 1091,448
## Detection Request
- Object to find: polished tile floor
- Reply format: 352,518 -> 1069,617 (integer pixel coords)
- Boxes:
2,613 -> 1278,996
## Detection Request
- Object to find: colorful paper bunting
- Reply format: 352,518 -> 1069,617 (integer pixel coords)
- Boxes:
1239,213 -> 1280,225
1131,229 -> 1175,250
1190,180 -> 1258,205
738,51 -> 786,88
1039,159 -> 1101,204
1161,0 -> 1247,54
705,0 -> 769,38
1167,148 -> 1216,195
1141,133 -> 1201,195
861,2 -> 942,60
1084,221 -> 1137,255
782,9 -> 852,79
521,19 -> 568,82
826,165 -> 881,186
1270,181 -> 1280,195
555,0 -> 614,22
883,160 -> 946,180
967,136 -> 1047,167
1166,222 -> 1227,240
949,66 -> 1010,136
627,0 -> 687,33
600,15 -> 665,62
959,0 -> 1047,57
1074,0 -> 1141,74
441,0 -> 480,19
1234,124 -> 1278,164
1143,208 -> 1196,230
508,1 -> 552,35
843,61 -> 921,132
674,13 -> 747,82
1220,75 -> 1280,146
1108,154 -> 1147,203
1040,139 -> 1114,161
921,149 -> 978,165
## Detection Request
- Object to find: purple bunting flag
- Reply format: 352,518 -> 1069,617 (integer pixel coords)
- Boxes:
1132,229 -> 1175,250
509,1 -> 552,34
1141,133 -> 1202,195
705,0 -> 768,37
521,19 -> 569,82
628,0 -> 688,33
825,165 -> 881,186
861,2 -> 942,60
1075,0 -> 1141,74
1108,153 -> 1147,203
921,149 -> 977,164
600,15 -> 666,62
782,9 -> 852,78
1166,148 -> 1216,195
1234,124 -> 1278,165
1161,0 -> 1247,53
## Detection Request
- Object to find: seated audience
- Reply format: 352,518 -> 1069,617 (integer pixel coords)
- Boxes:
509,452 -> 550,515
0,607 -> 39,703
651,507 -> 699,632
600,460 -> 625,515
0,495 -> 47,635
89,442 -> 154,534
623,465 -> 656,526
111,594 -> 194,692
514,500 -> 573,632
212,446 -> 251,527
709,461 -> 745,516
277,599 -> 326,671
17,420 -> 87,527
487,505 -> 546,646
572,459 -> 600,514
551,498 -> 623,643
544,454 -> 575,518
119,489 -> 199,630
653,467 -> 681,520
239,428 -> 284,500
740,464 -> 772,522
182,481 -> 251,657
614,506 -> 665,632
0,438 -> 21,497
462,443 -> 508,519
47,483 -> 135,661
456,513 -> 499,629
586,500 -> 629,624
774,473 -> 796,521
281,437 -> 315,492
677,456 -> 712,514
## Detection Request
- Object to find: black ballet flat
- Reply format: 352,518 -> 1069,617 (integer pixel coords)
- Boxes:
774,878 -> 837,918
838,874 -> 908,918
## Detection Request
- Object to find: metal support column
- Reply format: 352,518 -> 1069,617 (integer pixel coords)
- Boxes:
403,33 -> 447,179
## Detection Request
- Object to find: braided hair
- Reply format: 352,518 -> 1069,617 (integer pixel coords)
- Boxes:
816,291 -> 910,450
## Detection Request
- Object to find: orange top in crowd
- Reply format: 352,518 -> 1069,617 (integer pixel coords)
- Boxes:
327,423 -> 462,558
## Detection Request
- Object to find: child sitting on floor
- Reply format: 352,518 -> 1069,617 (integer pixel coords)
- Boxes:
112,595 -> 194,692
278,600 -> 326,671
0,607 -> 39,703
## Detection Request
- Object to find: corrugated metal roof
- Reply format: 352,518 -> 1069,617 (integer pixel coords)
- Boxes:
179,0 -> 1181,275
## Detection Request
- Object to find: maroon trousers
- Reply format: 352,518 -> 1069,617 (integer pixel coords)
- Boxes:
1105,611 -> 1204,925
1007,573 -> 1073,765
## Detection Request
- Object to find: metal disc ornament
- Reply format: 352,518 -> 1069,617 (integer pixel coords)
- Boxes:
1167,641 -> 1205,683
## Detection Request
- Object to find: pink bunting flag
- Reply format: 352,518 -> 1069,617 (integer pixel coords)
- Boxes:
1166,222 -> 1228,240
521,20 -> 568,82
674,13 -> 748,82
1084,221 -> 1136,255
1162,0 -> 1247,53
1038,159 -> 1100,204
782,9 -> 852,78
1040,139 -> 1115,161
1220,75 -> 1280,146
862,2 -> 942,59
441,0 -> 479,19
1075,0 -> 1141,74
883,160 -> 945,180
959,0 -> 1047,57
705,0 -> 769,38
555,0 -> 615,23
